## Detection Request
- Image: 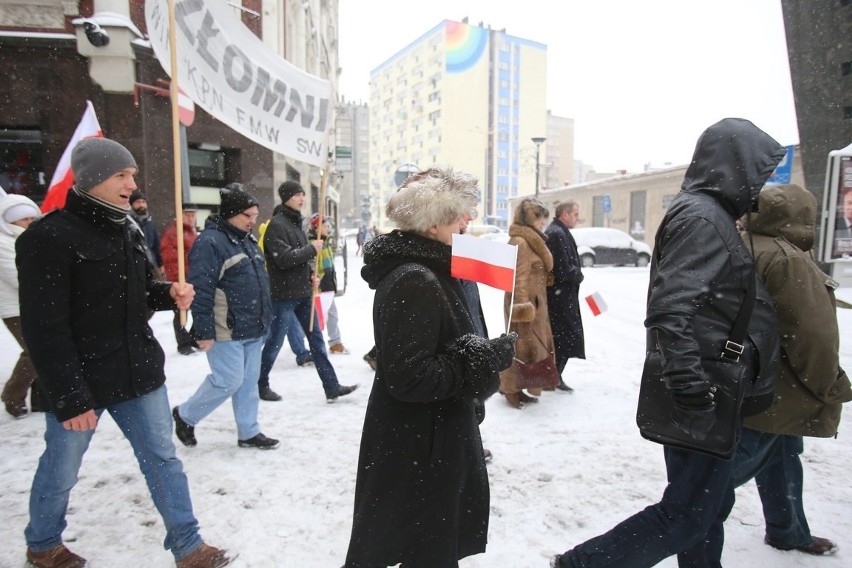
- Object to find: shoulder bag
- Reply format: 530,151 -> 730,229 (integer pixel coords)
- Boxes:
635,274 -> 755,460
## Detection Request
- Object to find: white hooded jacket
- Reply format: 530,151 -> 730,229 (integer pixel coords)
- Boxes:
0,194 -> 40,318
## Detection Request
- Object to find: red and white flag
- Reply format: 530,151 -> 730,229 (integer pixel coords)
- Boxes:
585,292 -> 608,316
451,233 -> 518,293
41,100 -> 103,212
313,291 -> 335,331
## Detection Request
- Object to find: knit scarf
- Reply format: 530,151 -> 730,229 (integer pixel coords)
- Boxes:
73,186 -> 130,227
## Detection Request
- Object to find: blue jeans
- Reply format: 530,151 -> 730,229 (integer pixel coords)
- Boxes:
259,297 -> 341,396
559,445 -> 737,568
25,385 -> 203,560
178,337 -> 263,440
732,428 -> 811,547
286,311 -> 311,362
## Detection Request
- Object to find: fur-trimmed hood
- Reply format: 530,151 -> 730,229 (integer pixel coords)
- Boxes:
508,223 -> 553,271
361,230 -> 452,289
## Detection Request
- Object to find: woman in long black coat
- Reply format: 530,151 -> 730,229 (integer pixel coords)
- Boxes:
344,167 -> 516,568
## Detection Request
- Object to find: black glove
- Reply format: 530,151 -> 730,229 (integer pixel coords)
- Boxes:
488,332 -> 518,372
670,388 -> 716,441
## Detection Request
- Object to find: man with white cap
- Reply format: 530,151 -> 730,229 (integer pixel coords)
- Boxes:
16,137 -> 232,568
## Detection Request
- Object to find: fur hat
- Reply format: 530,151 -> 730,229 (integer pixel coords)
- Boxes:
129,190 -> 146,205
385,167 -> 479,233
219,183 -> 258,219
71,137 -> 137,192
278,180 -> 305,203
512,198 -> 549,227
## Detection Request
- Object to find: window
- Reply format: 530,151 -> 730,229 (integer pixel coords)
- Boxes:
188,146 -> 227,187
843,61 -> 852,76
0,129 -> 45,202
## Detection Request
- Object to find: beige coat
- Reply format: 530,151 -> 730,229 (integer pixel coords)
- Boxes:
500,224 -> 555,394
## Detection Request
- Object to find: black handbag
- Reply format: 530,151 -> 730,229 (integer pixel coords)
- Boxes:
636,274 -> 755,460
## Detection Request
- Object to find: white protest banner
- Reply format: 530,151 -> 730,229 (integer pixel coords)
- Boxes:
145,0 -> 331,167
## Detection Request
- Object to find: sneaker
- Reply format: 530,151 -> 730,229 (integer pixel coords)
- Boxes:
296,353 -> 314,366
329,343 -> 350,354
765,535 -> 838,555
26,544 -> 87,568
238,433 -> 280,450
327,384 -> 359,403
173,407 -> 197,447
5,400 -> 28,419
363,352 -> 377,370
176,544 -> 233,568
259,386 -> 282,402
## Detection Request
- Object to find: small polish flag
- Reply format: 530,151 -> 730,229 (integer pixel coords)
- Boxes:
585,292 -> 608,316
313,291 -> 335,331
451,233 -> 518,293
41,100 -> 103,212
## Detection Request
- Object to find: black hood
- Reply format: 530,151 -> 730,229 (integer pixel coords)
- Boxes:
361,230 -> 452,289
681,118 -> 786,218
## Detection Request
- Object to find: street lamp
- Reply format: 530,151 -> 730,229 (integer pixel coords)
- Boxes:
531,137 -> 546,197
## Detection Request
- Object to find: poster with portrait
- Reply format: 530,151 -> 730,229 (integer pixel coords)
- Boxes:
822,144 -> 852,263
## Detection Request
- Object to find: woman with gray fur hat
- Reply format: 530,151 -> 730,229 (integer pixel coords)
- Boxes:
344,167 -> 516,568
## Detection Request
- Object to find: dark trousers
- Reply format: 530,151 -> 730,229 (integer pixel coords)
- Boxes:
732,428 -> 811,547
1,316 -> 43,411
172,310 -> 194,349
559,444 -> 737,568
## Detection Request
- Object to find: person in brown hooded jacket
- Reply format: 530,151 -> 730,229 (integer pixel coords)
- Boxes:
733,183 -> 852,556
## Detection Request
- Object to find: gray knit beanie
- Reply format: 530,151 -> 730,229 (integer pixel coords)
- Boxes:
71,137 -> 138,192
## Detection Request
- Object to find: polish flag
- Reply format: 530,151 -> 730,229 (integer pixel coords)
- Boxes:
41,100 -> 103,212
451,233 -> 518,293
313,291 -> 335,331
585,292 -> 608,316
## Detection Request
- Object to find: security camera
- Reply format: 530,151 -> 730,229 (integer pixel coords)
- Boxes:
83,21 -> 109,47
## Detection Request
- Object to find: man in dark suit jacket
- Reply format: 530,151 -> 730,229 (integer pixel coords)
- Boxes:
545,201 -> 586,392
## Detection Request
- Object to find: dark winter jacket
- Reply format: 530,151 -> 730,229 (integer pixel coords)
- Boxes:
646,118 -> 786,422
188,215 -> 271,341
131,212 -> 163,268
545,218 -> 586,370
263,205 -> 317,300
742,184 -> 852,437
345,230 -> 501,567
16,190 -> 174,421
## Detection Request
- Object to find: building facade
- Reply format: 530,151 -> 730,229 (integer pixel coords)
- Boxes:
545,111 -> 575,189
368,19 -> 547,229
0,0 -> 340,231
334,98 -> 370,229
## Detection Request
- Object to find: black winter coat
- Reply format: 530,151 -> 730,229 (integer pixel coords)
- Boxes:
16,191 -> 174,421
545,218 -> 585,370
345,230 -> 501,567
263,205 -> 316,300
646,118 -> 786,418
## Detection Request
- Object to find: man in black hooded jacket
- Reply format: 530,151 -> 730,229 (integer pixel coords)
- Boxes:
552,118 -> 786,568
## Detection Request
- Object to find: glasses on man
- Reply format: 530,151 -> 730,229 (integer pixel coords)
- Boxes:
468,208 -> 479,221
241,212 -> 259,219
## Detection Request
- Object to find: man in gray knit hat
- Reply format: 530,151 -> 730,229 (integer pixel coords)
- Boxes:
16,137 -> 232,568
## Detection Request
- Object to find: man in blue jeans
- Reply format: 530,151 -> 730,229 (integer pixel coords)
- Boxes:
732,183 -> 850,556
551,118 -> 785,567
172,183 -> 279,450
16,137 -> 230,568
259,180 -> 357,402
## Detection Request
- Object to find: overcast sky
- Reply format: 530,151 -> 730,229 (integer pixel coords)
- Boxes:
338,0 -> 799,173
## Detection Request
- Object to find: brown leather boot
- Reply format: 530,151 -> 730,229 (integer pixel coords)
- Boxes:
517,391 -> 539,404
176,544 -> 233,568
26,544 -> 86,568
503,392 -> 524,409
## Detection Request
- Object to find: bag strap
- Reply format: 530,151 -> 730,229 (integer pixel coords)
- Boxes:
720,271 -> 756,362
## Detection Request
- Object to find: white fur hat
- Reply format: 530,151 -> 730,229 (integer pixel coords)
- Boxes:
385,167 -> 479,233
1,194 -> 41,224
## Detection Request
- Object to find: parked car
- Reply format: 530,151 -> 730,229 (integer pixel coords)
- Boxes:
571,227 -> 652,267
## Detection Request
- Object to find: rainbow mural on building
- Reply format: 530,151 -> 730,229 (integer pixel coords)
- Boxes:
445,21 -> 488,74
